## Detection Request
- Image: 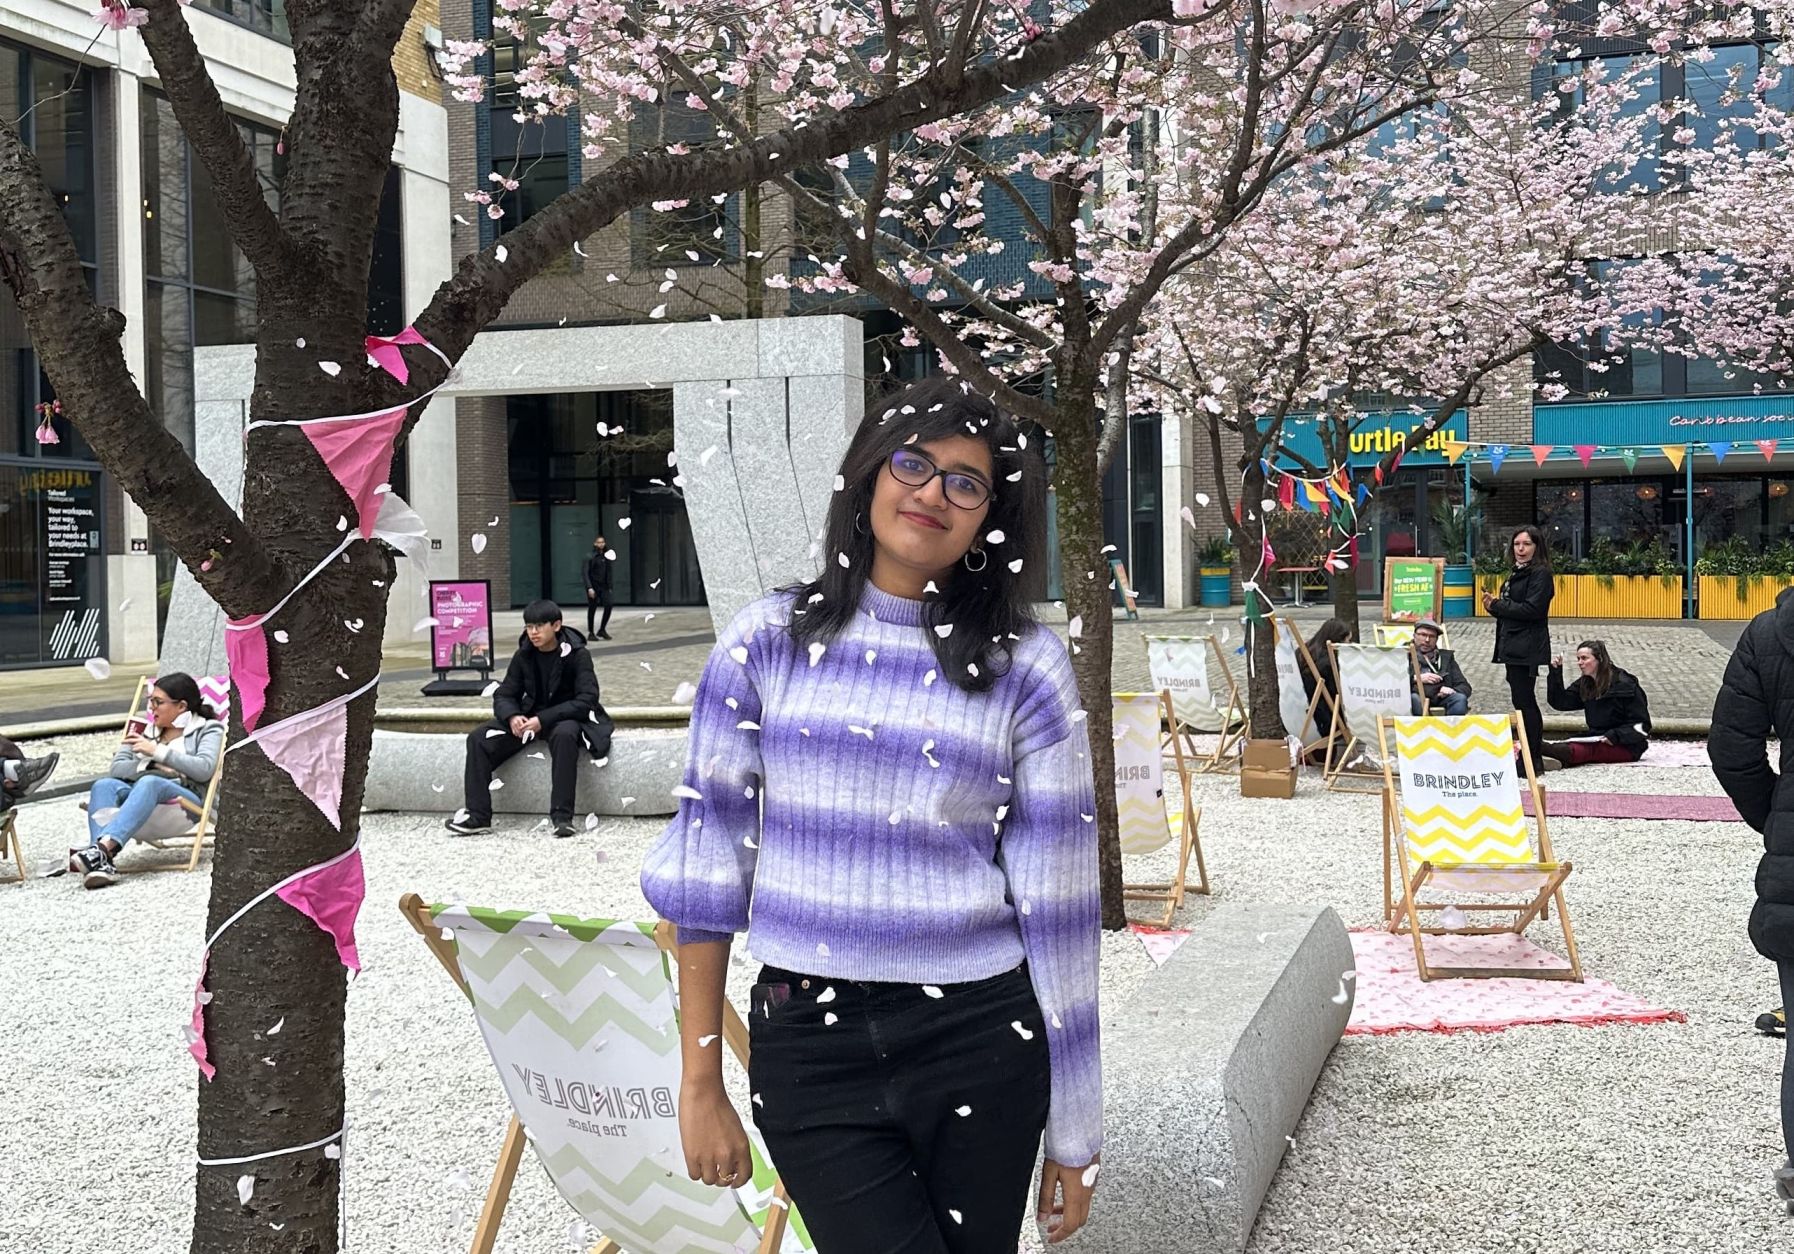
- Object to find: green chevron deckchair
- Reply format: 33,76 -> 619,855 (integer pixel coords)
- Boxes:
401,894 -> 810,1254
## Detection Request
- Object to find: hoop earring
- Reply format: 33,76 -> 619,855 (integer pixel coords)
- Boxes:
963,547 -> 988,572
854,512 -> 869,537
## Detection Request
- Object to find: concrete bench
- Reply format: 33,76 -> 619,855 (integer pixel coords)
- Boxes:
360,728 -> 689,818
1081,903 -> 1353,1253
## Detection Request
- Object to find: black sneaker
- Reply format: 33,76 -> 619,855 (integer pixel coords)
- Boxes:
15,752 -> 59,797
1758,1007 -> 1787,1037
84,851 -> 120,889
597,632 -> 613,641
551,820 -> 576,839
51,845 -> 102,879
444,815 -> 492,836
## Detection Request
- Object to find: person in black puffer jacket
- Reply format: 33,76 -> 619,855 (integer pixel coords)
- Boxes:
1540,640 -> 1652,768
1711,586 -> 1794,1212
1481,525 -> 1555,771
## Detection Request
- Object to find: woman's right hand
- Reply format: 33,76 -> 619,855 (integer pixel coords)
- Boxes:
679,1079 -> 752,1188
1551,655 -> 1562,669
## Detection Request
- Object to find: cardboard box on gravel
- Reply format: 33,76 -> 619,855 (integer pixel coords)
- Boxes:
1240,738 -> 1296,799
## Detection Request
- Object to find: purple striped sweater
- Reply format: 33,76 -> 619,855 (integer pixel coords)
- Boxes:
640,584 -> 1103,1166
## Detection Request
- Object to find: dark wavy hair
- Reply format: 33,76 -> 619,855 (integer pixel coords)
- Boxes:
1573,639 -> 1616,699
1510,524 -> 1552,572
786,376 -> 1048,693
154,672 -> 218,721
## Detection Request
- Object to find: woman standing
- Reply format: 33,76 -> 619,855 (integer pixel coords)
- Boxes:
68,673 -> 223,889
641,377 -> 1101,1250
1541,640 -> 1652,768
1482,525 -> 1555,772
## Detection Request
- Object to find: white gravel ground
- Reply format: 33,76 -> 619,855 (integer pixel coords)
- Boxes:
2,751 -> 1786,1252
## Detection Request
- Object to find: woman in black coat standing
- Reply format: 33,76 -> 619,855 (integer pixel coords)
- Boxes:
1482,525 -> 1554,772
1710,587 -> 1794,1211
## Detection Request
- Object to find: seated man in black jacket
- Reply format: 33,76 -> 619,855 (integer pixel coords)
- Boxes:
1410,619 -> 1471,716
1539,639 -> 1651,769
447,600 -> 613,838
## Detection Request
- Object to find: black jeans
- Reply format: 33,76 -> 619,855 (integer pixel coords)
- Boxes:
1506,664 -> 1545,769
748,963 -> 1051,1254
586,591 -> 613,638
461,718 -> 581,825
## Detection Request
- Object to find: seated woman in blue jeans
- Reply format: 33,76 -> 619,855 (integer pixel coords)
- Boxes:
69,673 -> 223,890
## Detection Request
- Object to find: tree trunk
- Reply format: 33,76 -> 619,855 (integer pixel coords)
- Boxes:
1332,565 -> 1362,640
1238,456 -> 1289,741
1050,393 -> 1126,931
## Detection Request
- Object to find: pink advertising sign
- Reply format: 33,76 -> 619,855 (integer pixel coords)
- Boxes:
430,580 -> 494,674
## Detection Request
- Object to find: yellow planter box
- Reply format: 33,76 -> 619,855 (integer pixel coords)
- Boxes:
1698,574 -> 1794,620
1474,574 -> 1581,618
1474,574 -> 1681,618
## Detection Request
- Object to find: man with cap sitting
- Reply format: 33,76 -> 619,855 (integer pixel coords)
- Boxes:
1411,619 -> 1471,716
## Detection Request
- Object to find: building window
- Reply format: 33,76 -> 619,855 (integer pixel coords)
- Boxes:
631,100 -> 736,265
193,0 -> 289,42
2,40 -> 98,461
368,166 -> 405,334
1550,55 -> 1660,191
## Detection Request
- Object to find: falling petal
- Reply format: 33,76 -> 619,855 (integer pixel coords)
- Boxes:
933,624 -> 953,638
955,1105 -> 972,1117
1196,493 -> 1211,507
1008,559 -> 1024,573
923,986 -> 943,998
237,1175 -> 255,1206
807,642 -> 826,667
1010,1021 -> 1034,1040
267,1017 -> 284,1036
318,361 -> 341,377
471,533 -> 488,554
949,1210 -> 963,1225
84,657 -> 111,680
824,1012 -> 839,1026
985,529 -> 1006,544
414,617 -> 438,633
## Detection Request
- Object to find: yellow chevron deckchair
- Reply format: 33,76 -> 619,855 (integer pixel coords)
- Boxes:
1113,692 -> 1209,927
1377,715 -> 1582,982
1324,643 -> 1425,793
1143,634 -> 1246,773
400,894 -> 809,1254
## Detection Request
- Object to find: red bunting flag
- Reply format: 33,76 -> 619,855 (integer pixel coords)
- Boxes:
1574,444 -> 1596,469
1531,445 -> 1554,467
1759,438 -> 1780,462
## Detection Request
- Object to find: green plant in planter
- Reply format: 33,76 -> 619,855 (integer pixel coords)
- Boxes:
1198,535 -> 1236,568
1431,500 -> 1476,565
1696,535 -> 1763,600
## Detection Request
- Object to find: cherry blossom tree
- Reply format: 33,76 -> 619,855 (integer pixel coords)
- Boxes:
1134,37 -> 1678,731
780,0 -> 1535,922
0,2 -> 1189,1247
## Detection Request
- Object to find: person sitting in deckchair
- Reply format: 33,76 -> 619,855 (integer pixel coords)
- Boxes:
1540,640 -> 1651,769
1410,619 -> 1471,717
0,734 -> 58,812
1300,618 -> 1352,763
64,673 -> 222,889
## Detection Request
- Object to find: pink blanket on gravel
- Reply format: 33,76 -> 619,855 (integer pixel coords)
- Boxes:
1344,930 -> 1684,1037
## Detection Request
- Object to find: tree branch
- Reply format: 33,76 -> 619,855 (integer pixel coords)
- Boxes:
412,0 -> 1183,373
0,121 -> 284,616
138,0 -> 292,282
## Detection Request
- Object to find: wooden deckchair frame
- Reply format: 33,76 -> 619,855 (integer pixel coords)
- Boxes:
1377,714 -> 1583,983
1323,642 -> 1426,794
399,893 -> 793,1254
1142,634 -> 1247,774
2,809 -> 24,884
1117,690 -> 1210,927
1260,610 -> 1335,758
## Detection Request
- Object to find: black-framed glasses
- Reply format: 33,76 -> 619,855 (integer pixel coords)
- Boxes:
886,449 -> 995,511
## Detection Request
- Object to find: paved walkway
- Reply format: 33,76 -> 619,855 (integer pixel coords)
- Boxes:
2,600 -> 1747,733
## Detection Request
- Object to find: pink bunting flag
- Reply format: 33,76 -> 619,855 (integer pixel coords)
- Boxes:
1759,438 -> 1780,462
1574,444 -> 1596,469
224,619 -> 270,732
275,847 -> 366,972
364,325 -> 433,385
254,703 -> 349,829
1531,445 -> 1553,467
187,956 -> 215,1080
303,407 -> 407,539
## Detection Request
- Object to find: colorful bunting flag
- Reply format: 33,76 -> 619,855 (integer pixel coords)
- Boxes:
1574,444 -> 1596,469
275,846 -> 366,971
253,702 -> 350,830
303,408 -> 408,539
1712,441 -> 1732,463
363,325 -> 436,386
1621,448 -> 1638,473
1487,444 -> 1509,475
1442,440 -> 1467,465
1531,445 -> 1554,467
1759,438 -> 1780,462
1661,444 -> 1686,471
224,619 -> 270,733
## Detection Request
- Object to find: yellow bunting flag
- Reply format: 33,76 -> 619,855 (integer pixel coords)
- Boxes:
1661,444 -> 1686,471
1441,440 -> 1467,465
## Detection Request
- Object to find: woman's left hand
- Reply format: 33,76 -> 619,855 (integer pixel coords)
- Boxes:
1037,1156 -> 1099,1244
